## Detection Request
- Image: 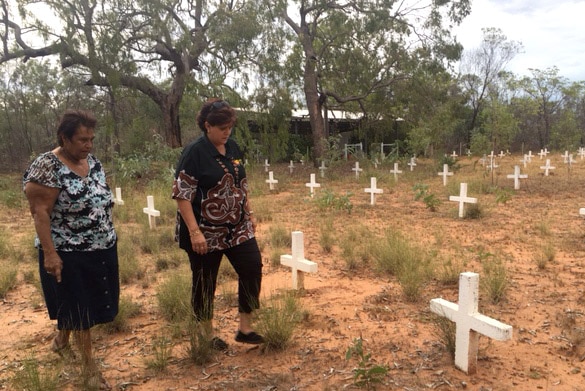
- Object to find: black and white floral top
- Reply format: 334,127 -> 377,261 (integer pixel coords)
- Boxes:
172,135 -> 254,252
23,152 -> 117,252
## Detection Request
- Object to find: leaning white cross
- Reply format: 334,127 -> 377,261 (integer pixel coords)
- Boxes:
280,231 -> 318,290
390,162 -> 403,181
113,187 -> 125,205
319,161 -> 328,178
305,173 -> 321,198
540,159 -> 555,176
430,272 -> 513,374
352,161 -> 363,179
364,177 -> 383,205
438,164 -> 453,186
143,195 -> 160,229
265,171 -> 278,190
507,165 -> 528,190
449,183 -> 477,218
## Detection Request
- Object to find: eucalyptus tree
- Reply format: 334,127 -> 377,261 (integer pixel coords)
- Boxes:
459,28 -> 522,143
263,0 -> 471,163
0,0 -> 264,148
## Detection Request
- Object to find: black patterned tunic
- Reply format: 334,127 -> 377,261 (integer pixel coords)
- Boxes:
172,136 -> 254,252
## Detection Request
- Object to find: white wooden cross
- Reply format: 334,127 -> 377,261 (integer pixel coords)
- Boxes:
438,164 -> 453,186
143,195 -> 161,229
263,159 -> 270,172
319,161 -> 328,178
562,150 -> 569,163
578,147 -> 585,160
519,154 -> 528,168
430,272 -> 513,374
364,177 -> 384,205
113,187 -> 125,205
373,158 -> 380,169
540,159 -> 555,176
486,153 -> 498,171
380,143 -> 392,159
567,154 -> 576,167
449,183 -> 477,218
280,231 -> 318,290
538,148 -> 549,159
451,151 -> 458,158
390,162 -> 403,181
498,151 -> 505,158
265,171 -> 278,190
305,173 -> 321,198
507,165 -> 528,190
407,157 -> 417,171
352,162 -> 363,179
526,150 -> 533,162
288,160 -> 295,174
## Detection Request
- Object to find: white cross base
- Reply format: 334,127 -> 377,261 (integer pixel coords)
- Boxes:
113,187 -> 125,205
280,231 -> 318,290
364,177 -> 383,205
305,173 -> 321,198
430,272 -> 513,374
143,195 -> 160,229
507,165 -> 528,190
266,171 -> 278,190
449,183 -> 477,218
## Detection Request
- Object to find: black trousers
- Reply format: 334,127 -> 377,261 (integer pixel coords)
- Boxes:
186,238 -> 262,322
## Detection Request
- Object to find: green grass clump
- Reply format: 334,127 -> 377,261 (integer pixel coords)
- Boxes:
255,291 -> 305,351
99,295 -> 142,333
0,262 -> 18,299
156,271 -> 192,323
11,357 -> 61,391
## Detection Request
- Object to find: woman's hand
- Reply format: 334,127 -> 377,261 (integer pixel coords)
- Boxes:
190,230 -> 208,254
43,251 -> 64,283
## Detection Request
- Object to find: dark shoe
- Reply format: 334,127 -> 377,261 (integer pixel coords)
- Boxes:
235,330 -> 265,345
211,336 -> 228,351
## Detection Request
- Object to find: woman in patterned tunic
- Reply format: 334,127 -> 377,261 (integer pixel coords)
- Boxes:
172,99 -> 264,350
23,110 -> 118,390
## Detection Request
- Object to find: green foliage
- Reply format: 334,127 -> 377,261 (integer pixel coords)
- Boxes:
145,335 -> 173,372
185,321 -> 216,366
99,295 -> 141,333
268,224 -> 292,250
256,291 -> 305,351
431,314 -> 456,359
494,187 -> 513,204
345,337 -> 388,388
0,262 -> 18,299
0,176 -> 23,209
316,189 -> 353,213
11,357 -> 61,391
480,253 -> 508,304
412,183 -> 441,211
156,271 -> 192,323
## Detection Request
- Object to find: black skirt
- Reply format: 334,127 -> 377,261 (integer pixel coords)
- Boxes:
39,243 -> 119,330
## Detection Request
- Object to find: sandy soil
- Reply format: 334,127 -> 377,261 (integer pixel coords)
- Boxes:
2,154 -> 585,391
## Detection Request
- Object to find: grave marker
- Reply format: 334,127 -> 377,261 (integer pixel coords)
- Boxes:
364,177 -> 383,205
113,187 -> 125,205
263,159 -> 270,172
288,160 -> 295,174
319,161 -> 328,178
143,195 -> 160,229
390,162 -> 403,181
280,231 -> 318,290
540,159 -> 555,176
507,165 -> 528,190
430,272 -> 513,374
438,164 -> 453,186
265,171 -> 278,190
407,157 -> 417,171
449,183 -> 477,218
305,173 -> 321,198
352,162 -> 363,179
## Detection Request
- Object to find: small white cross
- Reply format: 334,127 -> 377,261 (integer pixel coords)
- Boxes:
280,231 -> 318,290
364,177 -> 383,205
288,160 -> 295,174
265,171 -> 278,190
430,272 -> 513,374
319,161 -> 328,178
451,151 -> 458,158
305,173 -> 321,198
352,162 -> 363,179
263,159 -> 270,172
538,148 -> 549,159
407,157 -> 417,171
578,147 -> 585,160
390,162 -> 403,181
562,150 -> 569,163
143,195 -> 161,229
507,165 -> 528,190
449,183 -> 477,218
438,164 -> 453,186
526,150 -> 533,162
113,187 -> 125,205
498,151 -> 505,158
540,159 -> 555,176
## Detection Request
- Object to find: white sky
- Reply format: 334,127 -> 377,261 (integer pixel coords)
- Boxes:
453,0 -> 585,82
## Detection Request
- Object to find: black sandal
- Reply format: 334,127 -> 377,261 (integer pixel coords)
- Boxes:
235,331 -> 265,345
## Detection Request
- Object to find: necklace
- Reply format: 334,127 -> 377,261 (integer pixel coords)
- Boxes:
215,156 -> 240,187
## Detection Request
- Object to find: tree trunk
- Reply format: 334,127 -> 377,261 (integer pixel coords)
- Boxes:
303,61 -> 325,165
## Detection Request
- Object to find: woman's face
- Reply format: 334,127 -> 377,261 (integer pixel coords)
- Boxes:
62,125 -> 95,160
205,121 -> 233,148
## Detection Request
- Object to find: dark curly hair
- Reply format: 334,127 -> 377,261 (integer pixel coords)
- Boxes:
57,109 -> 97,146
196,99 -> 237,133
